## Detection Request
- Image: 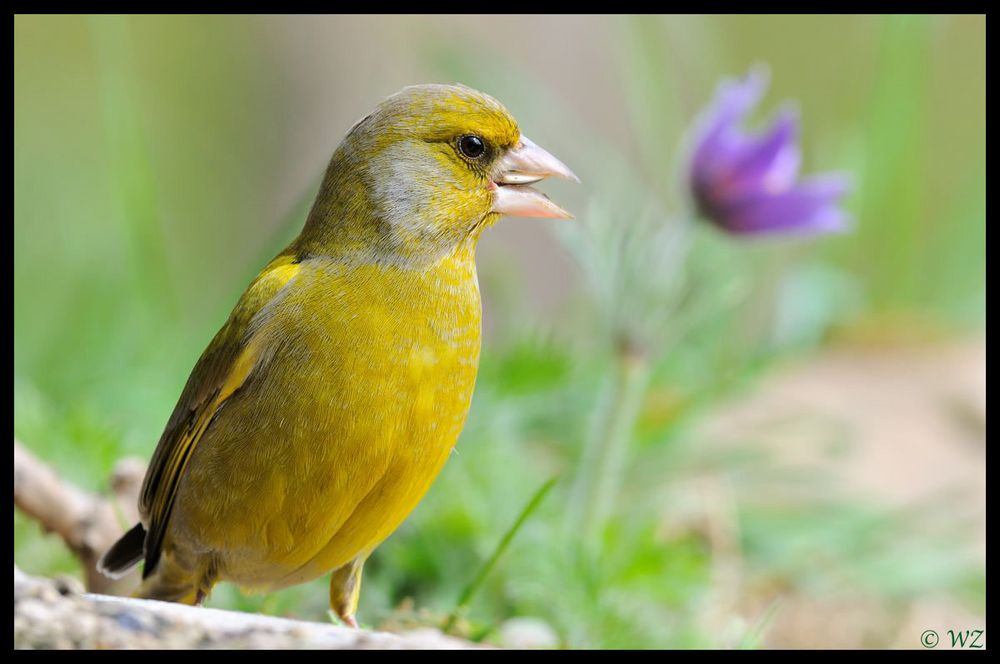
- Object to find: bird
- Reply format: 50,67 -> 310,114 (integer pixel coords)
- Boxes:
97,83 -> 578,627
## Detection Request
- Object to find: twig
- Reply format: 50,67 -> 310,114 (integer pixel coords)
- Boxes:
13,439 -> 144,595
14,567 -> 485,649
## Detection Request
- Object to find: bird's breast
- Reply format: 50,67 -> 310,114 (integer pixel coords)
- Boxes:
260,247 -> 482,579
291,244 -> 483,477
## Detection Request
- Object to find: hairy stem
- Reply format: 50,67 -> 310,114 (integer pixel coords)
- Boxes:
571,341 -> 651,544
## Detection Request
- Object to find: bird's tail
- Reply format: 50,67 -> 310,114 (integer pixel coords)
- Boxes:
98,522 -> 213,605
97,523 -> 146,579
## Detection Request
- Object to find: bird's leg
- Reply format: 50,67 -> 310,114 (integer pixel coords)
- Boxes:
329,557 -> 365,628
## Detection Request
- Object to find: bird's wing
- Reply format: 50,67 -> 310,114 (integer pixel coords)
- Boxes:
138,254 -> 302,577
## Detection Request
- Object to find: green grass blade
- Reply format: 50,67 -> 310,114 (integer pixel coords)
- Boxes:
444,476 -> 559,633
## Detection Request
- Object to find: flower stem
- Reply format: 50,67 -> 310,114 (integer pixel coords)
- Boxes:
572,341 -> 651,544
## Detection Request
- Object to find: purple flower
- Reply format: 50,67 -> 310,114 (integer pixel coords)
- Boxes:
689,68 -> 850,236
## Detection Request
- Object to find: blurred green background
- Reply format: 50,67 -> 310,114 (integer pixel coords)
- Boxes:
14,15 -> 984,648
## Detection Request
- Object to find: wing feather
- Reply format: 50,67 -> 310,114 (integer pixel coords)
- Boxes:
138,255 -> 302,576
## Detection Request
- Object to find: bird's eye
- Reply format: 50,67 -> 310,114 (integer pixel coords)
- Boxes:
458,135 -> 486,159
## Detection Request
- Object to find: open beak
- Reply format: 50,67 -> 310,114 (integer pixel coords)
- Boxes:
491,136 -> 580,219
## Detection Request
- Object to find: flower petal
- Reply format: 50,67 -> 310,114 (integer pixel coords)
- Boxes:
719,108 -> 801,198
690,68 -> 769,183
719,175 -> 851,236
687,66 -> 853,239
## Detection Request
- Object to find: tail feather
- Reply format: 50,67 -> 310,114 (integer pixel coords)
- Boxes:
97,523 -> 146,579
101,523 -> 216,605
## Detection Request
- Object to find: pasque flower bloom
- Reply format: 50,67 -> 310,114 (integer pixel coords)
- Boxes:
690,68 -> 850,236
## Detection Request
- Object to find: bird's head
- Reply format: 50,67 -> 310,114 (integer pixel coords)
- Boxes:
299,83 -> 579,265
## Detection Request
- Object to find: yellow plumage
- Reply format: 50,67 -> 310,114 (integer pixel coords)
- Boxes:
98,83 -> 577,625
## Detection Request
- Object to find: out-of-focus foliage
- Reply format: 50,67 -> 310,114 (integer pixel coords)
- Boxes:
14,15 -> 984,648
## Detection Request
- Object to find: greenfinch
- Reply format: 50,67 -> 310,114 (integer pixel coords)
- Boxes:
98,83 -> 578,626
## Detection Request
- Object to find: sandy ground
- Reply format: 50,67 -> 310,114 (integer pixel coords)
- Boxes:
695,337 -> 985,649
